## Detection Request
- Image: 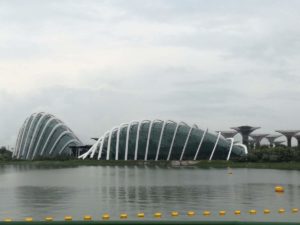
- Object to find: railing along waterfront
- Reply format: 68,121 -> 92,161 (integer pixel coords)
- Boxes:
1,207 -> 299,224
1,221 -> 300,225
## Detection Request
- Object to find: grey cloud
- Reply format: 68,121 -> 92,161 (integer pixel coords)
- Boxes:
1,0 -> 300,147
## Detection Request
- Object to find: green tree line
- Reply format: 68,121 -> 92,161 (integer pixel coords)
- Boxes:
0,146 -> 13,161
238,146 -> 300,162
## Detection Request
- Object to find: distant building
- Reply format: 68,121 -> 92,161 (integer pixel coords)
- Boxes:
217,130 -> 238,139
275,130 -> 300,147
231,126 -> 260,147
274,140 -> 286,147
250,133 -> 269,148
294,134 -> 300,148
265,135 -> 282,147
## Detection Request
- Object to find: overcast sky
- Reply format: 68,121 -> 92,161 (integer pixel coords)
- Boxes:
1,0 -> 300,147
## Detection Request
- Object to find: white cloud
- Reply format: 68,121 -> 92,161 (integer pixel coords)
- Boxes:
1,0 -> 300,147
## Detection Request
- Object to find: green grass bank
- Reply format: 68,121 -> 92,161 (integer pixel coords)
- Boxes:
1,160 -> 300,170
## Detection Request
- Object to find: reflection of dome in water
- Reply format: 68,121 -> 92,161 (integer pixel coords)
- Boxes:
13,112 -> 82,160
80,120 -> 247,160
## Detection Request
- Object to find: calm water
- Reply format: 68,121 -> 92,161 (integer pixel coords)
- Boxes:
0,164 -> 300,221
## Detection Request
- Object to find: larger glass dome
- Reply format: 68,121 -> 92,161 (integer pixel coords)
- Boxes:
80,120 -> 247,161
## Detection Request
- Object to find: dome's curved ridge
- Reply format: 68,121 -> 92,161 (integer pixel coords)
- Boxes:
14,112 -> 82,160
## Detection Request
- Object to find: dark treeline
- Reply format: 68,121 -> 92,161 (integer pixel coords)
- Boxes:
238,146 -> 300,162
0,146 -> 12,161
1,146 -> 300,163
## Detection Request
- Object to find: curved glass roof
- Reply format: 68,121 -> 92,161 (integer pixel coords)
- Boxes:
80,120 -> 247,161
14,112 -> 82,160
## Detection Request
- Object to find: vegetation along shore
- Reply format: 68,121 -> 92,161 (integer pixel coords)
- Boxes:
1,146 -> 300,170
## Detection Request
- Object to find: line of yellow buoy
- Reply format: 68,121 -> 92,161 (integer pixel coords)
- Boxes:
2,208 -> 299,222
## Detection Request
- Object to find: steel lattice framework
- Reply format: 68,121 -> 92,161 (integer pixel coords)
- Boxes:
13,112 -> 82,160
80,120 -> 247,161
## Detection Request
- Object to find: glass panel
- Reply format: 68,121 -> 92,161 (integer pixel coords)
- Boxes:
101,135 -> 109,159
147,121 -> 163,160
158,122 -> 176,160
170,125 -> 189,160
128,123 -> 138,160
137,122 -> 150,160
198,131 -> 217,160
213,137 -> 230,160
182,128 -> 204,160
110,130 -> 118,159
118,126 -> 127,160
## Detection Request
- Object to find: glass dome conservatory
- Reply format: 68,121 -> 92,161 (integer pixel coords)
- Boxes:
13,112 -> 82,160
80,120 -> 247,161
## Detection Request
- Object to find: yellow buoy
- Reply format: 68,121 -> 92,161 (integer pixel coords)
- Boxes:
64,216 -> 72,221
102,213 -> 110,220
203,211 -> 211,216
3,218 -> 12,222
278,208 -> 285,213
264,209 -> 271,214
249,210 -> 257,215
83,215 -> 92,221
120,213 -> 128,219
24,217 -> 33,222
154,212 -> 162,218
219,211 -> 226,216
171,211 -> 179,217
137,212 -> 145,218
234,210 -> 241,215
275,186 -> 284,193
292,208 -> 299,213
45,217 -> 53,222
187,211 -> 196,216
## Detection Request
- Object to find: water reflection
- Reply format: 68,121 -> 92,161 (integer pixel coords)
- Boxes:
0,164 -> 299,221
15,186 -> 74,218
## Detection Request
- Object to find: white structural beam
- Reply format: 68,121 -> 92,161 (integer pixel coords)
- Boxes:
32,117 -> 58,158
226,138 -> 234,161
193,128 -> 208,160
26,113 -> 49,159
49,131 -> 73,155
90,143 -> 99,158
107,127 -> 119,160
78,145 -> 93,159
59,139 -> 81,154
155,120 -> 167,161
167,122 -> 181,161
209,132 -> 221,161
14,118 -> 28,158
134,120 -> 150,160
13,124 -> 24,157
155,120 -> 177,161
20,113 -> 37,158
40,123 -> 66,156
233,143 -> 248,155
144,120 -> 154,160
90,138 -> 102,159
145,120 -> 163,161
98,132 -> 109,160
180,125 -> 195,161
107,130 -> 113,160
134,120 -> 151,160
22,113 -> 42,157
116,123 -> 128,160
134,121 -> 142,160
125,121 -> 139,160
